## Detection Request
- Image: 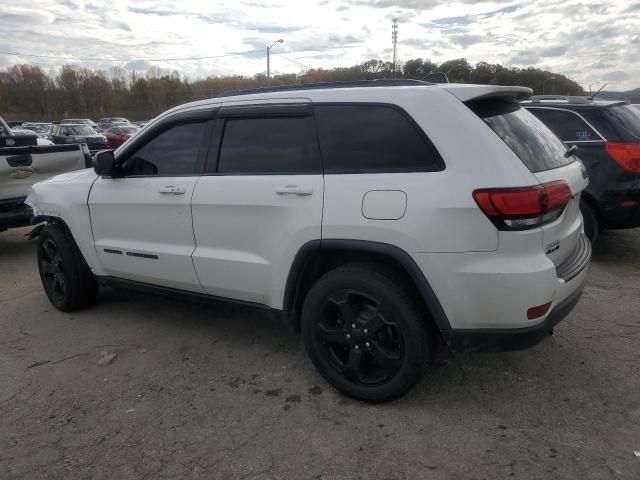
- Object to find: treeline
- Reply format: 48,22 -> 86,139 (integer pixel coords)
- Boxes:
0,58 -> 584,121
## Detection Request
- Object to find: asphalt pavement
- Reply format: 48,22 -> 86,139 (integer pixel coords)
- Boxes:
1,226 -> 639,479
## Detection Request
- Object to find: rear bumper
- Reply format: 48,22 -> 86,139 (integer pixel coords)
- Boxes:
597,186 -> 640,229
0,197 -> 32,230
412,232 -> 591,352
445,277 -> 586,353
601,202 -> 640,229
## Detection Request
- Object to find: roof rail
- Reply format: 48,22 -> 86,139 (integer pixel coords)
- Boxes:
217,79 -> 433,98
526,95 -> 594,105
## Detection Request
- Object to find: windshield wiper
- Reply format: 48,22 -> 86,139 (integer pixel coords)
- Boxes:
564,144 -> 578,158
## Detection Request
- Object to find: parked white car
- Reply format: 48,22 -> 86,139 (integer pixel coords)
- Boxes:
26,80 -> 591,401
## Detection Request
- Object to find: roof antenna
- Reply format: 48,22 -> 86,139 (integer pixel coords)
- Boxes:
590,83 -> 607,99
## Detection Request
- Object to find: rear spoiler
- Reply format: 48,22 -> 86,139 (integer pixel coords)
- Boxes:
440,84 -> 532,103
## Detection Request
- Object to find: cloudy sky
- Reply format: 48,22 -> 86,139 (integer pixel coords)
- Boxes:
1,0 -> 638,90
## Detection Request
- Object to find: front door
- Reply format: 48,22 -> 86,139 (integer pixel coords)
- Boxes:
191,101 -> 324,307
89,115 -> 211,292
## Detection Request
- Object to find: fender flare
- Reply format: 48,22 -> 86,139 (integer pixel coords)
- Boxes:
283,239 -> 453,335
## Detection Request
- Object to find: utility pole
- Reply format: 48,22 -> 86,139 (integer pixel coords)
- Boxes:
392,18 -> 398,77
266,39 -> 284,86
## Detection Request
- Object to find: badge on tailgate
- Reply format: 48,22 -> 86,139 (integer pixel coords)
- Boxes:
545,240 -> 560,255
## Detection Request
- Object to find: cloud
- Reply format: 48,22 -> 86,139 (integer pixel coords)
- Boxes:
602,71 -> 630,81
449,34 -> 485,48
124,60 -> 154,71
509,50 -> 540,65
431,15 -> 472,26
540,46 -> 568,58
0,0 -> 637,90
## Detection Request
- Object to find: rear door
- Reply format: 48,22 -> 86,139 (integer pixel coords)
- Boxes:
191,100 -> 323,307
89,110 -> 213,292
473,101 -> 589,266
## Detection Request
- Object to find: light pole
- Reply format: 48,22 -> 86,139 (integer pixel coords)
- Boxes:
542,76 -> 556,95
267,39 -> 284,85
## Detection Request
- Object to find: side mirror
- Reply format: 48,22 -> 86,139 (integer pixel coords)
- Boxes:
94,150 -> 116,176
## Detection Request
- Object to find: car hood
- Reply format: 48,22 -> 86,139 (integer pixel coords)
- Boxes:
40,168 -> 97,184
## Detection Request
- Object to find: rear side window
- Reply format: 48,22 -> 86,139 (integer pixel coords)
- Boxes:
528,108 -> 600,142
468,100 -> 573,173
217,116 -> 320,174
313,104 -> 444,173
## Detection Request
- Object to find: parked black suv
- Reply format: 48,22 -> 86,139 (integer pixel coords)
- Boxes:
50,123 -> 107,153
522,96 -> 640,241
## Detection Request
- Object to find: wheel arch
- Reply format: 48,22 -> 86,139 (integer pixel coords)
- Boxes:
283,239 -> 452,339
30,214 -> 103,276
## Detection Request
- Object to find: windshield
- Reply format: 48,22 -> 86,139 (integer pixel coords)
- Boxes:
60,125 -> 97,136
602,105 -> 640,141
468,100 -> 574,173
23,124 -> 51,137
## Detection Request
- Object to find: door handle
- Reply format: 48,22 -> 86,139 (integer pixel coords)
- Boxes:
275,185 -> 314,196
158,185 -> 186,195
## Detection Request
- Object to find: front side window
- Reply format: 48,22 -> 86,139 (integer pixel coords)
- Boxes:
216,116 -> 320,174
313,104 -> 444,173
528,108 -> 600,142
120,121 -> 206,176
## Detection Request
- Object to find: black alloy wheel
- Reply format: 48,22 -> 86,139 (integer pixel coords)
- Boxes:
37,223 -> 98,311
315,289 -> 404,386
39,238 -> 67,305
302,264 -> 436,402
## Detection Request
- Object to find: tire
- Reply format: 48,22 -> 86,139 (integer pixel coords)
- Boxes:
301,263 -> 436,402
580,201 -> 599,245
37,223 -> 98,312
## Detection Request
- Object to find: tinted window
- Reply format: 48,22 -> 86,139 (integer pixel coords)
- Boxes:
217,116 -> 320,174
121,121 -> 206,176
528,108 -> 599,142
469,100 -> 573,173
60,125 -> 96,136
601,105 -> 640,141
314,104 -> 443,173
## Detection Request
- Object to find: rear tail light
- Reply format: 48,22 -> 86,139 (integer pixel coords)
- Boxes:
605,142 -> 640,172
473,181 -> 572,230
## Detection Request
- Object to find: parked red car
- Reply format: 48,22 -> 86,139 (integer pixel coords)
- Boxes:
105,125 -> 139,149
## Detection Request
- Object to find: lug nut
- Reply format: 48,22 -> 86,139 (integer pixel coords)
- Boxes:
354,345 -> 360,351
363,329 -> 369,334
346,333 -> 351,339
351,323 -> 356,329
365,342 -> 370,348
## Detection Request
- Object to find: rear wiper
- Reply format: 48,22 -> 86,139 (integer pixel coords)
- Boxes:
564,144 -> 578,158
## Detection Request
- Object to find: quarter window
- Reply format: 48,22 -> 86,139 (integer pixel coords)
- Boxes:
121,121 -> 206,176
313,104 -> 444,173
216,116 -> 320,174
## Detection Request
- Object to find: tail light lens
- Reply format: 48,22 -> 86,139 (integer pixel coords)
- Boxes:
605,142 -> 640,172
473,181 -> 572,230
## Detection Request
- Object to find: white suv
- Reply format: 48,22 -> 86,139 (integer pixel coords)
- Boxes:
27,80 -> 591,402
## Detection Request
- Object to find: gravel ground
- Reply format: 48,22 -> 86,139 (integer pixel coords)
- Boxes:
1,226 -> 639,480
